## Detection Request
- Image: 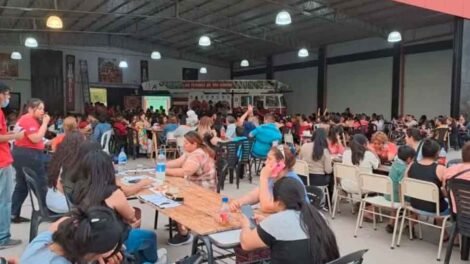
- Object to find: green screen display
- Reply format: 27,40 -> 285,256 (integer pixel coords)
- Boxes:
142,96 -> 171,112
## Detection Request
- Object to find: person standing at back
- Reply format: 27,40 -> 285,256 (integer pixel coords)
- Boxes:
11,98 -> 50,223
0,83 -> 24,249
250,113 -> 282,158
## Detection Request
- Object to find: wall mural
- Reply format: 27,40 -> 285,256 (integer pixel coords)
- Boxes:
0,53 -> 19,78
98,57 -> 122,83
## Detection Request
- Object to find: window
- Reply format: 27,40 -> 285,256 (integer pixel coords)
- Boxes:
241,96 -> 252,107
265,95 -> 279,108
254,96 -> 264,109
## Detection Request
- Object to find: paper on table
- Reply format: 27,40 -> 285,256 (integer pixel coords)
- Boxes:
139,194 -> 181,209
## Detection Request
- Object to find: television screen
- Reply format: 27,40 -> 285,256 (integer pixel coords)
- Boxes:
142,96 -> 171,113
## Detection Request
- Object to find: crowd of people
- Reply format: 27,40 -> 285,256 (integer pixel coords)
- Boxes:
1,78 -> 470,263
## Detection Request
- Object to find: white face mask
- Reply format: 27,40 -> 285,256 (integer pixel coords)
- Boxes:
1,99 -> 9,108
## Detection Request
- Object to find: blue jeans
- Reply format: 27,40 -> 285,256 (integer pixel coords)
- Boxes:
11,147 -> 47,217
0,166 -> 13,244
125,229 -> 158,264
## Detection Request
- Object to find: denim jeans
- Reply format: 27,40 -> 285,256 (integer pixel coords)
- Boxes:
11,147 -> 47,218
0,166 -> 13,244
125,229 -> 158,264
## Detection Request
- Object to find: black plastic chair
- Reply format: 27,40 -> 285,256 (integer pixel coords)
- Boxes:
236,138 -> 255,188
23,167 -> 64,241
306,185 -> 324,210
216,158 -> 229,193
445,178 -> 470,263
327,249 -> 369,264
218,141 -> 241,187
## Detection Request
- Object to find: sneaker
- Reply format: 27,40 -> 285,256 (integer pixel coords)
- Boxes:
11,216 -> 30,223
168,233 -> 193,246
0,239 -> 22,250
156,248 -> 168,264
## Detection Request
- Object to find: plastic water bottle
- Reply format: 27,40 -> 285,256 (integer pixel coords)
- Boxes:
117,148 -> 127,174
219,197 -> 231,225
155,150 -> 166,185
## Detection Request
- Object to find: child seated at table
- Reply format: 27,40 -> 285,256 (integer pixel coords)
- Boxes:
229,145 -> 308,214
384,145 -> 416,233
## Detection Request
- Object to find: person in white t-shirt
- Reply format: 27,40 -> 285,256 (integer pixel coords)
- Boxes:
342,134 -> 380,173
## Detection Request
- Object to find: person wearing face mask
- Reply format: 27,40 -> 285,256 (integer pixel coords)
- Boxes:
0,83 -> 24,250
11,98 -> 50,223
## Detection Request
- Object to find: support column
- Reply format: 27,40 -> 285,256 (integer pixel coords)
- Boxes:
391,43 -> 403,118
266,56 -> 273,79
229,61 -> 234,80
451,17 -> 468,117
317,47 -> 327,111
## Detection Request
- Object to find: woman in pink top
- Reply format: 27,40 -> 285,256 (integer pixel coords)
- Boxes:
327,125 -> 345,155
370,131 -> 398,163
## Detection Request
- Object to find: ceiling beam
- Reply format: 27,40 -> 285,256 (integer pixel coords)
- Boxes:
67,0 -> 112,30
11,0 -> 35,29
79,0 -> 131,31
0,0 -> 9,16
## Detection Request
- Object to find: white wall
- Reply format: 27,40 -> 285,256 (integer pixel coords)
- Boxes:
0,45 -> 230,111
403,50 -> 452,118
327,57 -> 393,117
275,68 -> 317,115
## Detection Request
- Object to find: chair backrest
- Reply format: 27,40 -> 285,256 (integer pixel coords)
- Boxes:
284,133 -> 294,145
239,138 -> 254,163
176,136 -> 185,155
293,159 -> 310,186
401,177 -> 441,215
327,249 -> 369,264
334,163 -> 361,195
359,173 -> 395,205
215,158 -> 229,193
101,129 -> 113,154
23,167 -> 50,217
219,141 -> 241,168
447,178 -> 470,236
166,132 -> 176,142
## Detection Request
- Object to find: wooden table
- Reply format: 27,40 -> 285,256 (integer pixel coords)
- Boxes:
137,176 -> 244,263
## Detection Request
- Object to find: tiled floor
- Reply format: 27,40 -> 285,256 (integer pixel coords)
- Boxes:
2,151 -> 469,263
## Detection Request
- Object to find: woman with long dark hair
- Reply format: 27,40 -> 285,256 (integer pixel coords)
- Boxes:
299,128 -> 332,186
71,149 -> 161,264
46,131 -> 85,213
327,125 -> 345,155
21,206 -> 127,264
342,134 -> 379,172
11,98 -> 50,223
240,177 -> 340,264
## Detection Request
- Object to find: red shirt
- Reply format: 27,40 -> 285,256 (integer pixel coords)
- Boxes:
0,109 -> 13,167
15,114 -> 44,150
113,121 -> 128,136
79,121 -> 89,129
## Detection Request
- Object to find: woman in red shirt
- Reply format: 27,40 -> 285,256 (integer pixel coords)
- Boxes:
369,131 -> 398,164
11,98 -> 50,223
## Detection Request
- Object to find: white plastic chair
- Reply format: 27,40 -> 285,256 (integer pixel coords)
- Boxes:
284,133 -> 294,145
332,163 -> 362,219
295,159 -> 332,215
396,177 -> 451,261
176,136 -> 185,156
100,130 -> 113,155
354,173 -> 402,249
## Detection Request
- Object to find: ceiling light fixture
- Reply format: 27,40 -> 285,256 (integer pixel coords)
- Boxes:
46,15 -> 63,29
240,59 -> 249,67
298,48 -> 309,58
387,31 -> 402,43
24,37 -> 38,48
200,67 -> 207,74
10,51 -> 22,60
198,35 -> 211,46
119,60 -> 128,68
151,51 -> 161,60
275,10 -> 292,25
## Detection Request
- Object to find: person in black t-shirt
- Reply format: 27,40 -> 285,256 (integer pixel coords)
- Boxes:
239,177 -> 339,264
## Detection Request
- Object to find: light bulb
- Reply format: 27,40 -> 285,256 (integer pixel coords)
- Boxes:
276,10 -> 292,25
240,59 -> 249,67
24,37 -> 38,48
46,15 -> 63,29
151,51 -> 161,60
200,67 -> 207,74
387,31 -> 402,43
198,35 -> 211,46
298,48 -> 309,58
119,60 -> 128,68
10,51 -> 22,60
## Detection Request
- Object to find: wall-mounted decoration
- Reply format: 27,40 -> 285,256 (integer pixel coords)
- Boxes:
140,60 -> 148,83
0,53 -> 19,78
98,57 -> 122,83
65,55 -> 75,111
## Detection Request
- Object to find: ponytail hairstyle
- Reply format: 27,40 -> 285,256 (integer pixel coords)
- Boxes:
52,206 -> 125,263
273,177 -> 339,263
312,128 -> 328,161
184,130 -> 215,159
350,134 -> 368,165
270,144 -> 296,170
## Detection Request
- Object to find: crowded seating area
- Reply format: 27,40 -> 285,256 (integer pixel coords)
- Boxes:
1,1 -> 470,263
